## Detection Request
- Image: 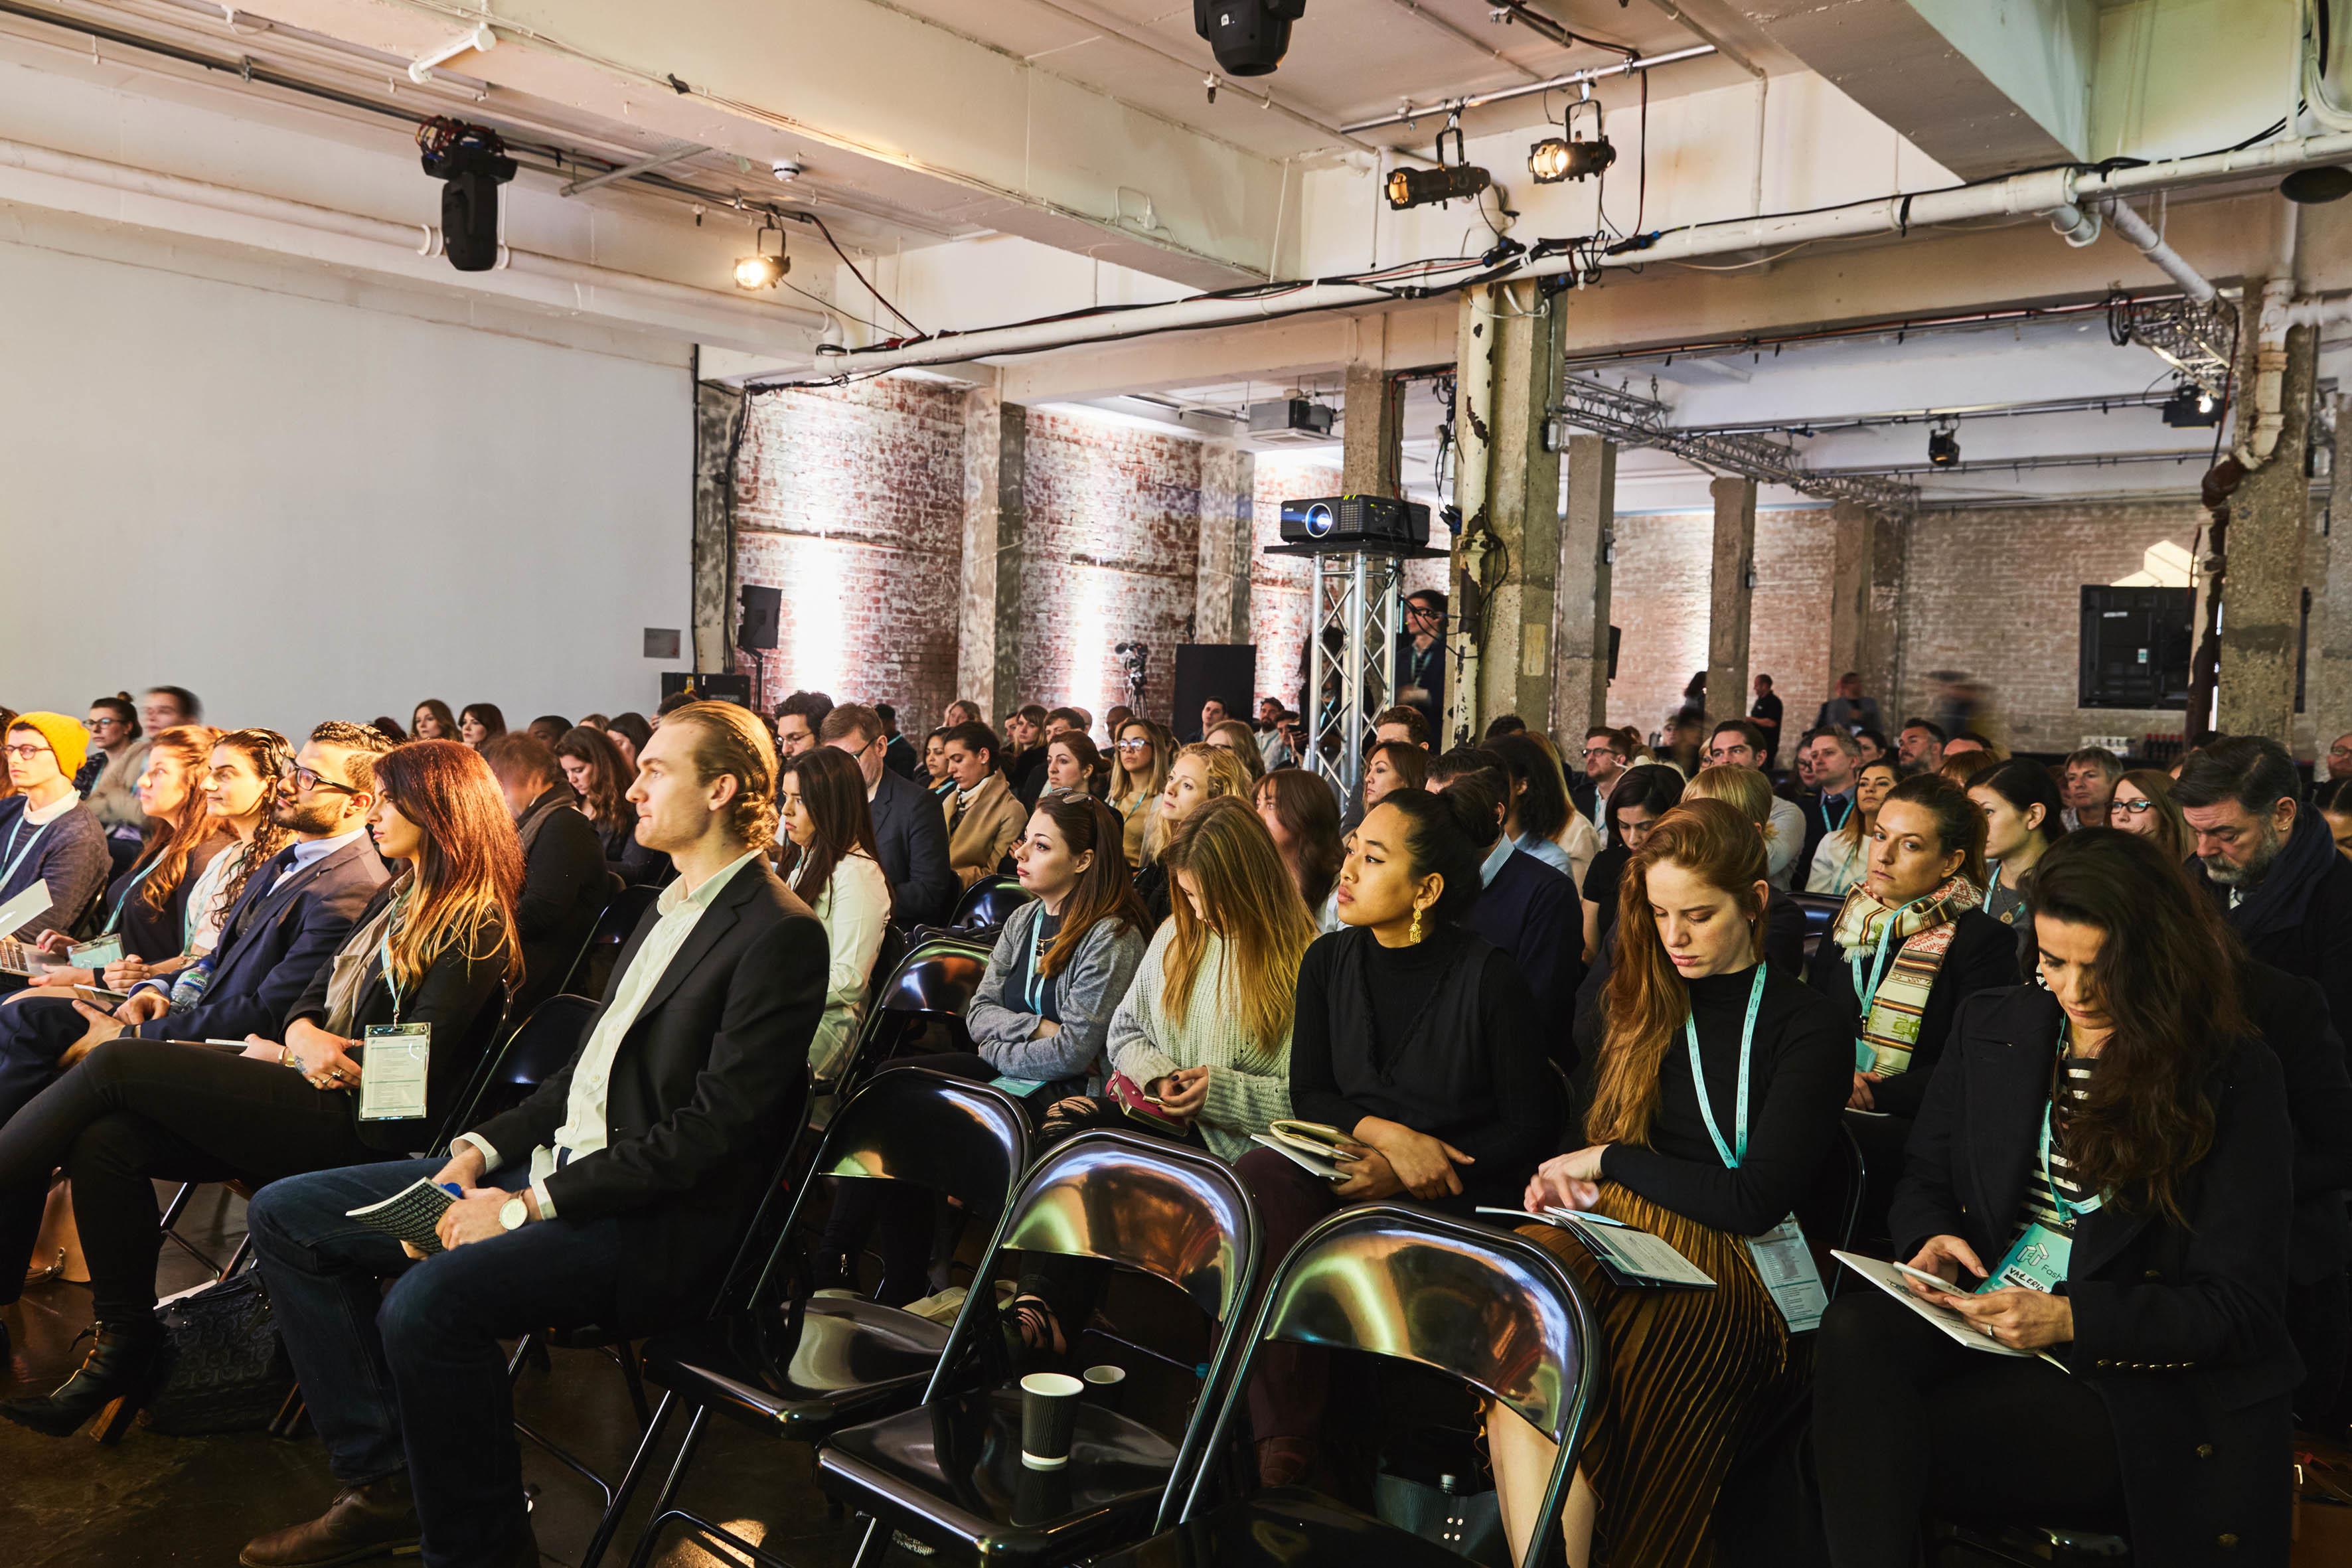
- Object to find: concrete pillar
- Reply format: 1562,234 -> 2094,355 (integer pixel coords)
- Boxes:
1193,439 -> 1256,645
1341,360 -> 1397,495
957,391 -> 1028,721
1448,281 -> 1565,747
691,378 -> 745,673
1861,510 -> 1910,720
2217,288 -> 2319,742
1825,501 -> 1874,694
1706,477 -> 1759,731
1549,434 -> 1616,743
2317,396 -> 2352,763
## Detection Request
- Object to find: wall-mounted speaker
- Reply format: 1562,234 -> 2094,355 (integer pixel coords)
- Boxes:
738,584 -> 781,651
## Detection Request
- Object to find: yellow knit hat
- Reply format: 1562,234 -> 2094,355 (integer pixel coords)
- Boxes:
7,712 -> 88,780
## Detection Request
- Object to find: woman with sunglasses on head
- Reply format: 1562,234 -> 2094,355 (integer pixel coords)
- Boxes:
1815,828 -> 2299,1568
0,739 -> 518,1440
1109,717 -> 1177,869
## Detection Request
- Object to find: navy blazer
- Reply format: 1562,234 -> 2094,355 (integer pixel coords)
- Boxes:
1462,847 -> 1577,1067
867,765 -> 955,928
139,834 -> 390,1044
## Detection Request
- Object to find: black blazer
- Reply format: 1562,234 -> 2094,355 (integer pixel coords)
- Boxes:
867,766 -> 956,928
2238,958 -> 2352,1282
1803,906 -> 2015,1118
286,884 -> 510,1153
467,859 -> 827,1318
512,791 -> 610,1018
137,835 -> 391,1046
1463,848 -> 1577,1067
1893,985 -> 2298,1568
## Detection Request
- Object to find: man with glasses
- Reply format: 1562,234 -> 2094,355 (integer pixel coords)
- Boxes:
1394,589 -> 1449,742
1581,726 -> 1630,834
77,698 -> 139,797
820,702 -> 955,927
0,713 -> 111,951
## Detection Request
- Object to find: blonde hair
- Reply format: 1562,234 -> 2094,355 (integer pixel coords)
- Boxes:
1204,720 -> 1267,783
1682,764 -> 1778,844
1143,742 -> 1252,864
1109,718 -> 1176,810
1161,797 -> 1316,1061
668,700 -> 780,851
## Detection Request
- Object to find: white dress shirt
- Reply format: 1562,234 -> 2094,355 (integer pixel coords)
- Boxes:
799,849 -> 890,1081
459,847 -> 763,1218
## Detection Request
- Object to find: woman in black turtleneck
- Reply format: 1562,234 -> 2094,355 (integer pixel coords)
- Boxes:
1487,797 -> 1849,1568
1231,787 -> 1561,1488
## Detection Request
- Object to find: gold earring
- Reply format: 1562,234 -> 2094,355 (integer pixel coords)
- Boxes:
1409,906 -> 1423,944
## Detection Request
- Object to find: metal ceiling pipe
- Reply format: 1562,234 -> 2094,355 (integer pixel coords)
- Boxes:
1340,44 -> 1717,134
2097,198 -> 2217,303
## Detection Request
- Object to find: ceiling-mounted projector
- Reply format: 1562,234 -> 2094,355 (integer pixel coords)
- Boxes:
1248,398 -> 1334,444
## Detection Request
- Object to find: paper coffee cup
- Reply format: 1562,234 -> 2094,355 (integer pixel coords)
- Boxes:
1020,1372 -> 1083,1470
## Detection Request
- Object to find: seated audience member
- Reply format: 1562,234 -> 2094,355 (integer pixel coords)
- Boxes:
943,698 -> 983,730
1232,787 -> 1559,1484
1372,704 -> 1431,751
1968,757 -> 2067,926
2315,775 -> 2352,861
1680,765 -> 1811,973
410,700 -> 456,742
1136,743 -> 1252,926
603,712 -> 651,775
1041,706 -> 1086,744
1807,757 -> 1899,898
1102,704 -> 1135,742
777,744 -> 890,1082
0,738 -> 517,1437
1255,698 -> 1295,772
1490,732 -> 1600,884
1109,717 -> 1176,868
1896,716 -> 1946,773
84,731 -> 154,859
1255,767 -> 1344,931
577,713 -> 611,733
554,726 -> 667,888
2108,767 -> 2187,862
940,721 -> 1026,888
0,714 -> 113,947
77,694 -> 139,796
921,726 -> 955,802
1039,730 -> 1109,802
1815,829 -> 2300,1567
236,704 -> 823,1568
1940,730 -> 1998,767
1204,719 -> 1269,786
1581,763 -> 1685,961
481,734 -> 607,1019
1490,798 -> 1850,1568
1706,720 -> 1806,887
1196,696 -> 1230,745
775,690 -> 833,760
1796,726 -> 1865,873
874,702 -> 919,779
1429,751 -> 1578,1042
1005,704 -> 1050,805
369,718 -> 408,742
2061,745 -> 2124,830
1853,726 -> 1892,767
140,686 -> 201,731
653,692 -> 693,725
820,703 -> 955,929
524,716 -> 569,749
458,704 -> 506,749
1483,714 -> 1529,741
1361,738 -> 1427,815
2175,735 -> 2352,1030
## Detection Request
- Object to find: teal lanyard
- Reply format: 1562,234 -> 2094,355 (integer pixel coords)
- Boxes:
100,857 -> 167,936
1685,966 -> 1768,1168
1848,898 -> 1922,1018
1022,912 -> 1049,1014
378,894 -> 408,1025
1819,793 -> 1853,834
1984,863 -> 2003,905
2039,1028 -> 2104,1220
0,813 -> 52,888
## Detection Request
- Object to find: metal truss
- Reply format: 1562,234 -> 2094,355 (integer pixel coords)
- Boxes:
1549,376 -> 1921,513
2113,295 -> 2237,398
1304,548 -> 1406,800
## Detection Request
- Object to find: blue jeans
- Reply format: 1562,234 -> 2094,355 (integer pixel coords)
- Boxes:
247,1158 -> 635,1568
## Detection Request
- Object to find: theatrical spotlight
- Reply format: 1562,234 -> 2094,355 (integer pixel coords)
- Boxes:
418,118 -> 516,273
1194,0 -> 1306,77
1387,163 -> 1492,208
733,225 -> 790,290
1529,132 -> 1614,184
2161,384 -> 2223,428
1927,422 -> 1962,468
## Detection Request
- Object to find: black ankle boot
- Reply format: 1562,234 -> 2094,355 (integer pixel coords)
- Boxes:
0,1324 -> 165,1442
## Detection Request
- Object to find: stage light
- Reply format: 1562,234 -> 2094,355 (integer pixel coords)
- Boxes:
418,118 -> 516,274
2161,384 -> 2223,428
1529,133 -> 1614,184
1387,162 -> 1492,210
1927,423 -> 1961,467
733,226 -> 789,290
1194,0 -> 1306,76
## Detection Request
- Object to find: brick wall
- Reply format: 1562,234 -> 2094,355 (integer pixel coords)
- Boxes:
1897,499 -> 2203,756
1251,453 -> 1338,717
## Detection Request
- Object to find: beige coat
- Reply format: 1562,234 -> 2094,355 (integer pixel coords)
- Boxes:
943,772 -> 1027,887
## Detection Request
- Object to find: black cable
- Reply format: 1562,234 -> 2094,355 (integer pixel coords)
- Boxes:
784,210 -> 925,337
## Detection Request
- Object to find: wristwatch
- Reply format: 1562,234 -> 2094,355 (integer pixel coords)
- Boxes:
498,1195 -> 530,1231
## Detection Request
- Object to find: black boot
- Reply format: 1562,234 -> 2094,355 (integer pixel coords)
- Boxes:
0,1324 -> 165,1442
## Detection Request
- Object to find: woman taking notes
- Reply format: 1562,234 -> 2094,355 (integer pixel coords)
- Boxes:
1488,799 -> 1850,1568
1814,828 -> 2298,1567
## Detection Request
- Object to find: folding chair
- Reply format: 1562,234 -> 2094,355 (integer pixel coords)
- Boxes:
949,875 -> 1033,935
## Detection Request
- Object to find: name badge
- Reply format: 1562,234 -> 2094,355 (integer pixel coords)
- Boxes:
1746,1214 -> 1828,1333
358,1023 -> 431,1122
1983,1221 -> 2070,1294
70,935 -> 123,971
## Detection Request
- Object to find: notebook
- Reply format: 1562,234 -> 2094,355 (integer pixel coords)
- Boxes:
1248,1121 -> 1362,1183
1490,1206 -> 1718,1291
345,1179 -> 464,1254
1831,1251 -> 2069,1372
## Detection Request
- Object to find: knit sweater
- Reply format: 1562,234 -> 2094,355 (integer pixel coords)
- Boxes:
0,795 -> 112,941
1106,923 -> 1294,1163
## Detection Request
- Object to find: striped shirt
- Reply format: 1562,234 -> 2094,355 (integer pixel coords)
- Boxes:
2009,1052 -> 2097,1248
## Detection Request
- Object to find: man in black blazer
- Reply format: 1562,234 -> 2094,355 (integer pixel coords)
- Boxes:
822,701 -> 956,927
483,731 -> 612,1018
242,703 -> 826,1568
1429,751 -> 1579,1066
876,702 -> 920,780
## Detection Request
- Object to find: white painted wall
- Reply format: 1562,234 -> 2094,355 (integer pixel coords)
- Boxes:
0,237 -> 694,740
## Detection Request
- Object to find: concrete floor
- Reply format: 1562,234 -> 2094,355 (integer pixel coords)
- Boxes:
0,1183 -> 882,1568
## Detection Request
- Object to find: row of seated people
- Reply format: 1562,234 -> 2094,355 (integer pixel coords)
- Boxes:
0,694 -> 2343,1566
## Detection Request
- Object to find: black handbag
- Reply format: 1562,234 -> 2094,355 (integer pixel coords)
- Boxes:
141,1272 -> 296,1436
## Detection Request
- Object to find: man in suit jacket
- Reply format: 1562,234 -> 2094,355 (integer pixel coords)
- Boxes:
1429,752 -> 1578,1065
939,720 -> 1028,890
0,722 -> 391,1313
483,731 -> 612,1018
242,702 -> 826,1568
823,702 -> 955,927
875,702 -> 921,780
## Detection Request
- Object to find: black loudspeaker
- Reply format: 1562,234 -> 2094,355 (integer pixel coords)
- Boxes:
661,672 -> 751,708
738,585 -> 781,651
1608,625 -> 1621,682
1172,645 -> 1259,742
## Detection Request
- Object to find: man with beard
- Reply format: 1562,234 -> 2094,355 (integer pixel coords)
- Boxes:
2176,734 -> 2352,1029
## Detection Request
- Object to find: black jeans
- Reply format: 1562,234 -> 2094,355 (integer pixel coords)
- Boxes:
1814,1290 -> 2124,1565
0,1037 -> 378,1324
0,993 -> 92,1304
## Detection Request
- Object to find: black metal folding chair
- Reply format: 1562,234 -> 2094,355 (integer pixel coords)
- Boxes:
829,939 -> 993,1099
949,875 -> 1033,935
570,883 -> 660,1002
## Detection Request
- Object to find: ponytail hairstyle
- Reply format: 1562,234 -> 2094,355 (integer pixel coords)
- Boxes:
1589,798 -> 1770,1146
1682,763 -> 1778,847
92,692 -> 141,744
211,728 -> 295,915
1161,797 -> 1316,1059
778,744 -> 884,909
1966,757 -> 2069,855
1367,786 -> 1488,925
1879,772 -> 1988,888
129,725 -> 225,913
372,740 -> 524,994
1032,793 -> 1149,979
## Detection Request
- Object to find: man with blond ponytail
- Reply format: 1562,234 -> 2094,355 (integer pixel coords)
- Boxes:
242,701 -> 828,1568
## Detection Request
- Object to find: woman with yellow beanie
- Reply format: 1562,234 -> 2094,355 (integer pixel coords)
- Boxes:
0,714 -> 112,955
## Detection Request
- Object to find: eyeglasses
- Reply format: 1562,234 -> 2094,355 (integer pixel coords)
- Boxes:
2110,798 -> 2156,817
1581,746 -> 1618,759
2,742 -> 53,761
85,718 -> 127,732
1117,739 -> 1149,752
281,765 -> 360,796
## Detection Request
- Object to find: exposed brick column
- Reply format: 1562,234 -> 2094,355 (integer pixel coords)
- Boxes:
692,380 -> 745,673
1194,439 -> 1255,645
1861,510 -> 1909,720
958,391 -> 1028,720
1550,433 -> 1615,742
1706,477 -> 1758,731
2217,286 -> 2319,744
1825,501 -> 1873,698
